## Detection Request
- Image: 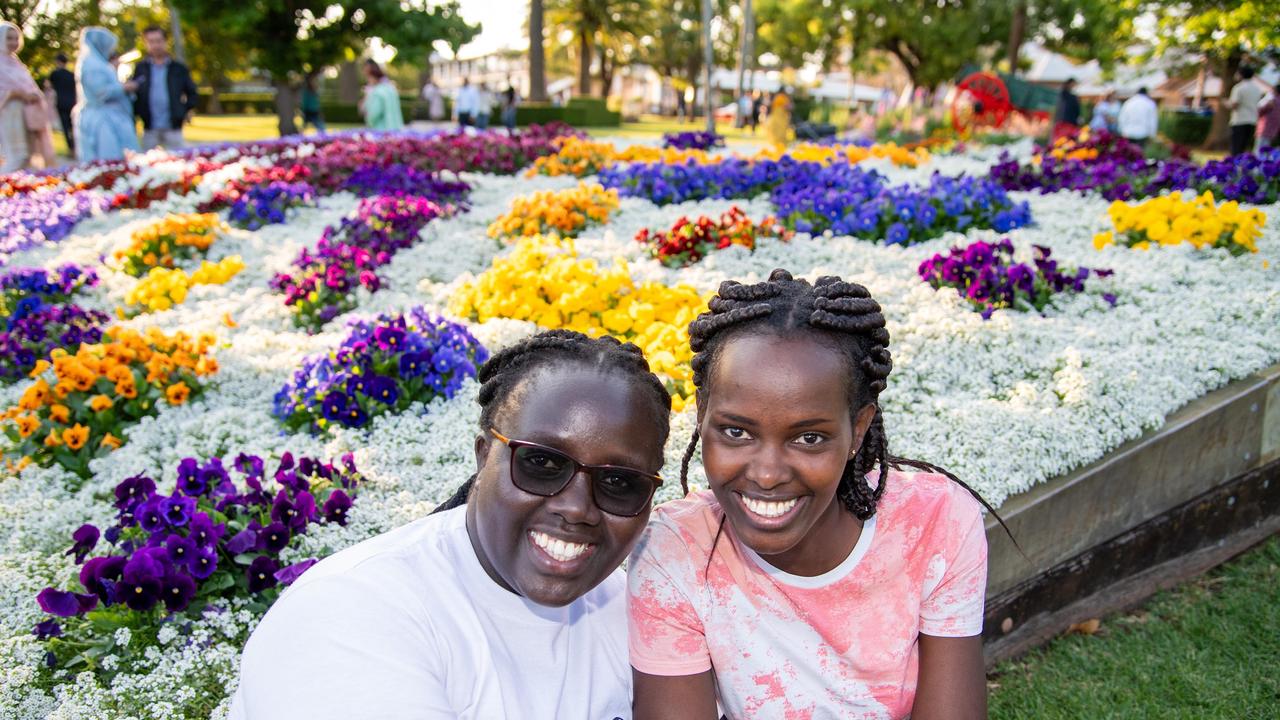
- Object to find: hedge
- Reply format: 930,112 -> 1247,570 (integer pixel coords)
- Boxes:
1159,110 -> 1213,147
194,91 -> 619,128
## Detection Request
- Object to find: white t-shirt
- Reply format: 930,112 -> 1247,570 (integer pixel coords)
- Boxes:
229,506 -> 633,720
455,85 -> 479,115
1117,93 -> 1158,140
1230,81 -> 1264,126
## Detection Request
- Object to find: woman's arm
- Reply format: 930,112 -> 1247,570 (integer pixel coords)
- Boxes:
910,633 -> 986,720
633,668 -> 718,720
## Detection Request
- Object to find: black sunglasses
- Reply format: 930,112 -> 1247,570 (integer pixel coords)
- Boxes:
489,429 -> 663,517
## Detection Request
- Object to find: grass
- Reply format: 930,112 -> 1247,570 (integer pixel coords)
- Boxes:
988,536 -> 1280,719
48,114 -> 361,159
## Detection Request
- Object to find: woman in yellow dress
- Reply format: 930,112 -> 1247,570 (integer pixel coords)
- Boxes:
764,90 -> 791,148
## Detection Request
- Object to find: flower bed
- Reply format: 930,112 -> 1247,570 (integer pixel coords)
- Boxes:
1093,191 -> 1265,255
771,166 -> 1033,243
227,181 -> 317,230
449,238 -> 706,407
635,207 -> 792,267
487,182 -> 619,240
122,257 -> 246,316
274,309 -> 487,435
2,326 -> 218,481
272,195 -> 451,331
0,189 -> 107,259
598,156 -> 809,205
526,136 -> 717,177
0,264 -> 107,382
112,214 -> 225,277
990,131 -> 1280,204
34,452 -> 362,679
343,164 -> 472,202
756,140 -> 928,167
919,239 -> 1114,318
0,130 -> 1278,720
663,130 -> 725,151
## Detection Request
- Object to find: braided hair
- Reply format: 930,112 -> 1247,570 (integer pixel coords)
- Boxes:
432,329 -> 673,513
682,269 -> 1009,530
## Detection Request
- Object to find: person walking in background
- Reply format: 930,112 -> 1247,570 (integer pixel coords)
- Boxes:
475,82 -> 491,130
1256,85 -> 1280,152
749,90 -> 762,134
1117,87 -> 1158,152
1052,78 -> 1081,140
764,89 -> 791,149
454,77 -> 477,127
1226,67 -> 1263,157
1090,90 -> 1120,134
422,79 -> 445,122
126,25 -> 197,151
736,92 -> 750,128
73,27 -> 138,162
360,60 -> 403,131
46,52 -> 76,155
0,21 -> 56,172
300,72 -> 325,134
501,82 -> 518,134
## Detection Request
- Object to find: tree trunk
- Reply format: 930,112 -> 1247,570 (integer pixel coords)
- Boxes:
529,0 -> 548,102
599,49 -> 614,99
702,0 -> 714,133
337,62 -> 362,104
578,31 -> 593,96
274,79 -> 300,136
736,0 -> 753,126
1006,0 -> 1027,76
167,2 -> 187,64
1205,53 -> 1242,151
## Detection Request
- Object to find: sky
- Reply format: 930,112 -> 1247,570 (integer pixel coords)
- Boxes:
452,0 -> 527,59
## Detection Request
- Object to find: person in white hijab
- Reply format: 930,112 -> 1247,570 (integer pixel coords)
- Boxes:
72,26 -> 139,163
0,21 -> 56,172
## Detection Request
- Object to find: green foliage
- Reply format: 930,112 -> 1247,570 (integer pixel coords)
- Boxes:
1159,110 -> 1214,147
169,0 -> 479,80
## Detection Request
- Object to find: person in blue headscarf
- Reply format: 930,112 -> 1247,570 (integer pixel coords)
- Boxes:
72,26 -> 138,163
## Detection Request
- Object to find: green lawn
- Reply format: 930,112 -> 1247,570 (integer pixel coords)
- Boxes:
988,536 -> 1280,719
49,114 -> 361,158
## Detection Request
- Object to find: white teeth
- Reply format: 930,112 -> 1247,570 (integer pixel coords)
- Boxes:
741,495 -> 799,518
530,531 -> 591,562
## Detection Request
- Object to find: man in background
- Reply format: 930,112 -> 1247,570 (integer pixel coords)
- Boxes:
454,77 -> 478,128
126,25 -> 197,150
46,53 -> 76,154
1225,67 -> 1263,157
1118,87 -> 1158,152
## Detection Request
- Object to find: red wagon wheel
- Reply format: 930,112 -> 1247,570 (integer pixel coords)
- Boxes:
951,72 -> 1012,133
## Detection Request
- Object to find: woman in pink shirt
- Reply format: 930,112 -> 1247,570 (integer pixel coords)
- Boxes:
629,269 -> 999,720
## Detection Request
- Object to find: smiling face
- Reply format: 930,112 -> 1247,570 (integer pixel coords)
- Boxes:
466,365 -> 666,607
5,28 -> 19,54
699,331 -> 875,576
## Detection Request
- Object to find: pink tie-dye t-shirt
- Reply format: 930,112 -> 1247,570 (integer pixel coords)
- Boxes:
627,470 -> 987,720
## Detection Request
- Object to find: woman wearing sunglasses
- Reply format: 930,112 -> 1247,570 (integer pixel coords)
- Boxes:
231,330 -> 671,719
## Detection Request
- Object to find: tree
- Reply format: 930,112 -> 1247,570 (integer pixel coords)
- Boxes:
170,0 -> 479,135
547,0 -> 608,95
1131,1 -> 1280,149
529,0 -> 548,102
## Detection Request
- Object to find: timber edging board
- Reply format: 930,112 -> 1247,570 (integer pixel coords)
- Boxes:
981,361 -> 1280,656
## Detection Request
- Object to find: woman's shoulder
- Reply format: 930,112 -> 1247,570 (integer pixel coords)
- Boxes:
879,467 -> 984,528
640,491 -> 726,558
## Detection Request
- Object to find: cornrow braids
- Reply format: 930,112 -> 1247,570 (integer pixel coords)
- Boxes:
682,269 -> 1012,538
432,329 -> 673,514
